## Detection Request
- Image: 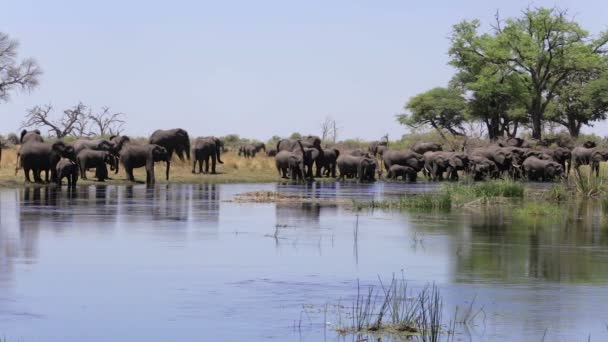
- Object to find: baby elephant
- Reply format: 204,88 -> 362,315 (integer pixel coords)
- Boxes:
77,150 -> 117,181
386,165 -> 417,182
56,158 -> 79,188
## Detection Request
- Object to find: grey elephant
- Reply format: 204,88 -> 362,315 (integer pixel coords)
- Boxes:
20,129 -> 44,144
468,156 -> 498,181
368,140 -> 388,157
470,146 -> 519,178
337,155 -> 378,182
19,141 -> 76,183
149,128 -> 191,180
386,165 -> 417,182
423,151 -> 469,181
497,137 -> 531,148
277,136 -> 324,177
239,143 -> 264,158
76,150 -> 118,181
275,150 -> 306,181
320,148 -> 340,178
382,150 -> 425,173
411,142 -> 442,155
541,147 -> 572,176
266,148 -> 277,157
192,136 -> 224,174
348,149 -> 370,157
72,138 -> 114,155
522,156 -> 564,181
119,143 -> 169,184
56,158 -> 79,188
571,146 -> 608,177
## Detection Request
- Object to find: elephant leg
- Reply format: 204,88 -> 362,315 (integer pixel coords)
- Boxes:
211,155 -> 217,174
203,157 -> 209,174
126,167 -> 135,182
166,161 -> 171,181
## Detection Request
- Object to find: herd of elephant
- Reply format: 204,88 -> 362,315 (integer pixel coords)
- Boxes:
16,128 -> 223,187
264,136 -> 607,183
13,128 -> 608,187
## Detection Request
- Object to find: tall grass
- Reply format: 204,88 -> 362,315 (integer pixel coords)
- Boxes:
569,172 -> 607,198
336,276 -> 445,340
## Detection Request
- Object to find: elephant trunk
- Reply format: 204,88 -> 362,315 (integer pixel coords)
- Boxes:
216,147 -> 224,164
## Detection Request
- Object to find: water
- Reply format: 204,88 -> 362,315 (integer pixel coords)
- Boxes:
0,183 -> 607,341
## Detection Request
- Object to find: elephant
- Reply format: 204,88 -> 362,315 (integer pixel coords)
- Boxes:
109,135 -> 131,152
239,143 -> 265,158
119,143 -> 169,184
19,141 -> 76,183
277,136 -> 324,177
522,156 -> 564,182
382,150 -> 425,173
192,136 -> 224,174
149,128 -> 191,180
320,148 -> 340,178
541,147 -> 572,176
20,129 -> 44,144
72,138 -> 114,155
348,149 -> 370,157
571,146 -> 608,177
386,165 -> 417,182
275,150 -> 305,181
337,155 -> 378,182
470,146 -> 519,178
423,151 -> 469,181
266,148 -> 277,157
411,142 -> 442,155
468,156 -> 498,181
302,147 -> 321,180
497,137 -> 531,148
56,158 -> 79,188
76,150 -> 118,181
368,140 -> 388,157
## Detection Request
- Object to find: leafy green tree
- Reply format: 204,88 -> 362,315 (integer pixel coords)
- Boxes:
547,71 -> 608,137
449,8 -> 608,139
398,87 -> 467,140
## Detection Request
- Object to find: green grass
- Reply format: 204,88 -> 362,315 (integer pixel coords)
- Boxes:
353,192 -> 452,211
444,180 -> 524,199
512,202 -> 562,218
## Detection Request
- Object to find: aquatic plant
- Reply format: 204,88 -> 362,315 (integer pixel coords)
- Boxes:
513,202 -> 562,218
444,180 -> 524,199
569,172 -> 607,198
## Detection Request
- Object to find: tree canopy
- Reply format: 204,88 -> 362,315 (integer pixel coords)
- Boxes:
398,87 -> 467,139
402,7 -> 608,140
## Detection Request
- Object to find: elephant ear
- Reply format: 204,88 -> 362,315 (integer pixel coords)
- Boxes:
494,152 -> 506,165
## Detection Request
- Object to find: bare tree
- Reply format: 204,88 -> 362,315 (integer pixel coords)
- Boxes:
0,32 -> 41,103
22,102 -> 87,138
89,106 -> 125,136
321,116 -> 339,143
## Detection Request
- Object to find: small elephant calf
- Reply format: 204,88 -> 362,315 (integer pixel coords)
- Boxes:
56,158 -> 79,188
386,165 -> 417,182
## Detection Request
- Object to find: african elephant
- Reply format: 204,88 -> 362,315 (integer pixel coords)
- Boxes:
277,136 -> 324,177
320,148 -> 340,178
382,150 -> 425,173
571,146 -> 608,177
56,158 -> 79,188
470,146 -> 519,178
348,149 -> 370,157
497,137 -> 531,148
239,143 -> 265,158
192,136 -> 224,174
411,142 -> 442,155
119,143 -> 169,184
468,156 -> 497,181
337,155 -> 378,182
386,165 -> 417,182
76,150 -> 118,181
541,147 -> 572,177
149,128 -> 191,180
266,148 -> 277,157
368,140 -> 388,157
423,151 -> 469,181
19,141 -> 76,183
275,150 -> 305,181
522,156 -> 564,182
72,138 -> 114,155
109,135 -> 131,152
20,129 -> 44,144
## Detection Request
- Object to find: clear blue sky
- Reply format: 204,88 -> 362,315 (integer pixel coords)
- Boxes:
1,0 -> 607,140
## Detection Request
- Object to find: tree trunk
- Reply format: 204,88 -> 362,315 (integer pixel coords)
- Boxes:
530,99 -> 543,140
